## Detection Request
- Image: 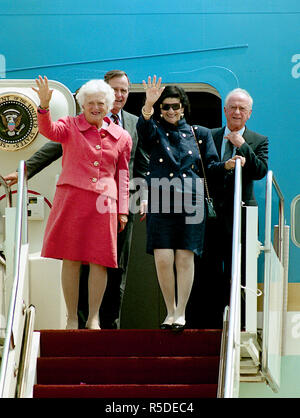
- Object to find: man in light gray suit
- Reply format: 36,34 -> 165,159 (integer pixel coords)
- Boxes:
4,70 -> 149,329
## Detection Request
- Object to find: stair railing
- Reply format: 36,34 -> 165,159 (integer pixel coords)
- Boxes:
217,306 -> 229,398
260,170 -> 285,392
0,173 -> 12,283
222,158 -> 242,398
0,161 -> 29,397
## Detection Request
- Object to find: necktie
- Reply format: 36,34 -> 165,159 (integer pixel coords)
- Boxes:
222,139 -> 233,161
111,114 -> 119,125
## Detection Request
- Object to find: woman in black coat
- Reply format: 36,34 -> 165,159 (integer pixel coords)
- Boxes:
137,76 -> 225,331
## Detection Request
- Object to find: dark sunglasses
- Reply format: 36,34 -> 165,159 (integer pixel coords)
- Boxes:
160,103 -> 182,111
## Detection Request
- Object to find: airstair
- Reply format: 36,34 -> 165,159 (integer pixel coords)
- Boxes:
218,163 -> 288,397
0,160 -> 288,398
0,162 -> 39,397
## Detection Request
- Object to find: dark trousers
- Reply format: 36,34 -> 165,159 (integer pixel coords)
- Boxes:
78,265 -> 125,329
77,212 -> 135,329
186,219 -> 231,330
186,207 -> 247,330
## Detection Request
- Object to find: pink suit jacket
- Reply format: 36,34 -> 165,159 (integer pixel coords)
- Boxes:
37,112 -> 132,214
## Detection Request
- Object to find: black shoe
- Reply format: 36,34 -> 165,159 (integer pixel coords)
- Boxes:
160,323 -> 172,330
172,323 -> 185,333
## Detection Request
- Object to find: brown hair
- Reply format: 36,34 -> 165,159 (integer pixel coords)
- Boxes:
104,70 -> 130,86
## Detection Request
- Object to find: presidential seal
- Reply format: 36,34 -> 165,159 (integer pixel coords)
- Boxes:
0,92 -> 38,151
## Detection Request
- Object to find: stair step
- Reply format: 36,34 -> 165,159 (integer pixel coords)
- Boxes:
34,329 -> 222,398
37,356 -> 220,385
38,329 -> 222,357
240,373 -> 266,383
240,359 -> 260,374
33,383 -> 218,398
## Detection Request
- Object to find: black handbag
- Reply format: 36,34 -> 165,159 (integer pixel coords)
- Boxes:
191,127 -> 217,219
205,196 -> 217,219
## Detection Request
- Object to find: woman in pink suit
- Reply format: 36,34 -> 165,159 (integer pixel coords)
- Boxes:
33,76 -> 132,329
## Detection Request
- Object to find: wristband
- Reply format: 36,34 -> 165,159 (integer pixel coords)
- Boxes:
38,105 -> 49,114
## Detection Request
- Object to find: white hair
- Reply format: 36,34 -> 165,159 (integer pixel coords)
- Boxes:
76,79 -> 115,111
225,88 -> 253,109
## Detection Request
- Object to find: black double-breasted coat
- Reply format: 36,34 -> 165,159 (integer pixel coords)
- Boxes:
137,115 -> 224,255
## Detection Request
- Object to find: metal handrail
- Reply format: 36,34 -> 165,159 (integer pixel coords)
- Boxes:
217,306 -> 229,398
0,175 -> 12,208
0,160 -> 28,397
261,170 -> 284,391
272,174 -> 284,262
223,158 -> 242,398
16,305 -> 36,398
0,176 -> 11,266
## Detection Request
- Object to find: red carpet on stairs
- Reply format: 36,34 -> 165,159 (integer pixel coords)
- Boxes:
33,329 -> 222,398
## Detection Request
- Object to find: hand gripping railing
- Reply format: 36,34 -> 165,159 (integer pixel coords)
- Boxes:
221,158 -> 242,398
0,175 -> 12,208
0,161 -> 28,398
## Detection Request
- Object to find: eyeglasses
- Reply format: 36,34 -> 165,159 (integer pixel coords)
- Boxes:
160,103 -> 182,111
227,105 -> 250,113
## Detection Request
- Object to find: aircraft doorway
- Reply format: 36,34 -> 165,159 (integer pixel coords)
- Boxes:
125,83 -> 222,128
120,83 -> 222,329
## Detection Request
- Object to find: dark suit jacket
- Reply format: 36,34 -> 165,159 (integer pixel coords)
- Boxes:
211,126 -> 268,207
210,126 -> 268,240
26,109 -> 149,183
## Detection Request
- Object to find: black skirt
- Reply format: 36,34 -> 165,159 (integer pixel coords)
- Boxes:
146,212 -> 205,256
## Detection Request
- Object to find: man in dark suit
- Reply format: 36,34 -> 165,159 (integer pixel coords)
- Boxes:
4,70 -> 149,329
188,88 -> 268,329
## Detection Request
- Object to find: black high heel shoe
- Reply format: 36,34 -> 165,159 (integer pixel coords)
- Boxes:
160,323 -> 172,330
172,323 -> 185,333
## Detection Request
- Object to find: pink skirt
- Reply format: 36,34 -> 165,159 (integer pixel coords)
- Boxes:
41,185 -> 118,268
